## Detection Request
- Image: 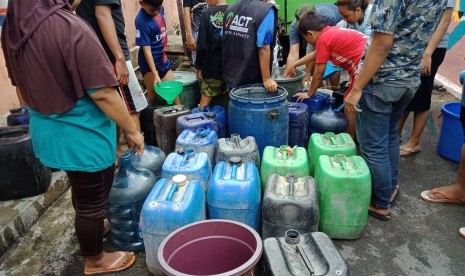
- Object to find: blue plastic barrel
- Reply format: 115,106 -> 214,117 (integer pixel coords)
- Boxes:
192,105 -> 228,138
161,149 -> 211,191
437,102 -> 464,163
229,85 -> 288,156
207,157 -> 261,232
175,129 -> 218,166
140,175 -> 206,275
288,102 -> 309,148
176,113 -> 219,136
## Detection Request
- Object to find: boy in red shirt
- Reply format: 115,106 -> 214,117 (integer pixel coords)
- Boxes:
293,10 -> 367,138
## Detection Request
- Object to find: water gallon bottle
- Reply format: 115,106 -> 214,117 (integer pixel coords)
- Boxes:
107,151 -> 156,251
6,106 -> 30,126
140,174 -> 206,275
309,97 -> 348,135
260,145 -> 310,192
161,149 -> 211,192
130,144 -> 166,179
315,154 -> 371,239
308,132 -> 356,176
262,174 -> 319,240
207,157 -> 261,232
176,112 -> 219,136
263,230 -> 349,275
288,102 -> 310,148
192,105 -> 228,138
216,133 -> 260,168
175,128 -> 218,166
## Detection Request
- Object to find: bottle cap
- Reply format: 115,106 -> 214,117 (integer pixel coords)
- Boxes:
172,174 -> 188,187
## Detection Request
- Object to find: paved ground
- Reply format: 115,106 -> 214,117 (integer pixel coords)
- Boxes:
0,89 -> 464,276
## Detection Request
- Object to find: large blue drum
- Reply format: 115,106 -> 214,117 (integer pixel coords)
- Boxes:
229,85 -> 289,155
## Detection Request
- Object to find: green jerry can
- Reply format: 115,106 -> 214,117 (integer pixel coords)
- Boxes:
315,154 -> 371,240
308,132 -> 356,177
261,145 -> 310,191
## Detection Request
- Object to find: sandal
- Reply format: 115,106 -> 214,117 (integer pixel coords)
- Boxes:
459,227 -> 465,239
84,251 -> 135,276
368,205 -> 391,221
390,185 -> 400,206
400,146 -> 422,157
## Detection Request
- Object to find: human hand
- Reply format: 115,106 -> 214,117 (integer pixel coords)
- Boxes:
421,54 -> 432,76
283,65 -> 296,78
344,87 -> 363,113
263,78 -> 278,93
153,73 -> 162,86
115,59 -> 129,85
294,92 -> 311,102
126,131 -> 144,156
186,34 -> 197,51
196,69 -> 202,80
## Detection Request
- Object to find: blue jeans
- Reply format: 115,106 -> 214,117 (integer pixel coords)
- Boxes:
356,80 -> 419,209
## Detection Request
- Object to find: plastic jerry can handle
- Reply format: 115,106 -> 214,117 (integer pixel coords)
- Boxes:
229,157 -> 242,180
323,132 -> 338,145
285,174 -> 298,196
230,133 -> 242,148
180,149 -> 195,166
333,154 -> 350,171
165,183 -> 179,201
186,115 -> 204,121
194,128 -> 210,139
284,230 -> 315,275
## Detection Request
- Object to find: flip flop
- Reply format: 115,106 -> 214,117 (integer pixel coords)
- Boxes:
400,146 -> 422,157
390,185 -> 400,206
368,210 -> 391,221
459,227 -> 465,239
420,189 -> 465,203
84,251 -> 135,276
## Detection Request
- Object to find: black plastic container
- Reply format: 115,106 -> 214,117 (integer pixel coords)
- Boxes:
153,105 -> 191,154
262,174 -> 319,239
140,100 -> 166,146
263,230 -> 350,276
0,126 -> 51,200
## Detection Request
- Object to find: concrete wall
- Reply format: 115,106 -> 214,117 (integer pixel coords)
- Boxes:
0,0 -> 180,115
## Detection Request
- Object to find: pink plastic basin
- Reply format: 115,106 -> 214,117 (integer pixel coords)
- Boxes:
158,219 -> 262,276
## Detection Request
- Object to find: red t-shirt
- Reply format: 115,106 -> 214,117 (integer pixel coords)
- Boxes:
315,26 -> 368,96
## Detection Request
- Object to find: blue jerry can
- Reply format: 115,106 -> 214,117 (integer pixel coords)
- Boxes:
192,105 -> 228,138
288,102 -> 310,148
176,112 -> 219,136
140,175 -> 206,275
175,128 -> 218,166
161,149 -> 211,191
207,157 -> 261,232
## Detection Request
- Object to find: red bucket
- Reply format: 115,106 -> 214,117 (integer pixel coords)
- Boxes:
158,219 -> 262,276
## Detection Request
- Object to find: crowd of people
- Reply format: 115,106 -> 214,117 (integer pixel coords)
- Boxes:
1,0 -> 463,274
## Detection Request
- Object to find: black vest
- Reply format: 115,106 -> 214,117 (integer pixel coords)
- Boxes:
222,0 -> 277,88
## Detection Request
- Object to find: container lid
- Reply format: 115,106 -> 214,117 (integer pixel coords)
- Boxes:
172,174 -> 188,186
229,156 -> 242,165
173,71 -> 197,86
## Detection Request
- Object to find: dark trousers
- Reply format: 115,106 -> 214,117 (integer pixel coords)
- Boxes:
66,165 -> 115,256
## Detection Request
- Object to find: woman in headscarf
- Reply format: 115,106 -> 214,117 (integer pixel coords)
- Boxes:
2,0 -> 143,274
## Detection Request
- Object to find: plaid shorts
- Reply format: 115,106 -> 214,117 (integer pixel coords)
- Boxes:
201,79 -> 226,97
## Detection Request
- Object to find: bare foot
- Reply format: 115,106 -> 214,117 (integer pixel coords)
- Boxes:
84,251 -> 135,276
